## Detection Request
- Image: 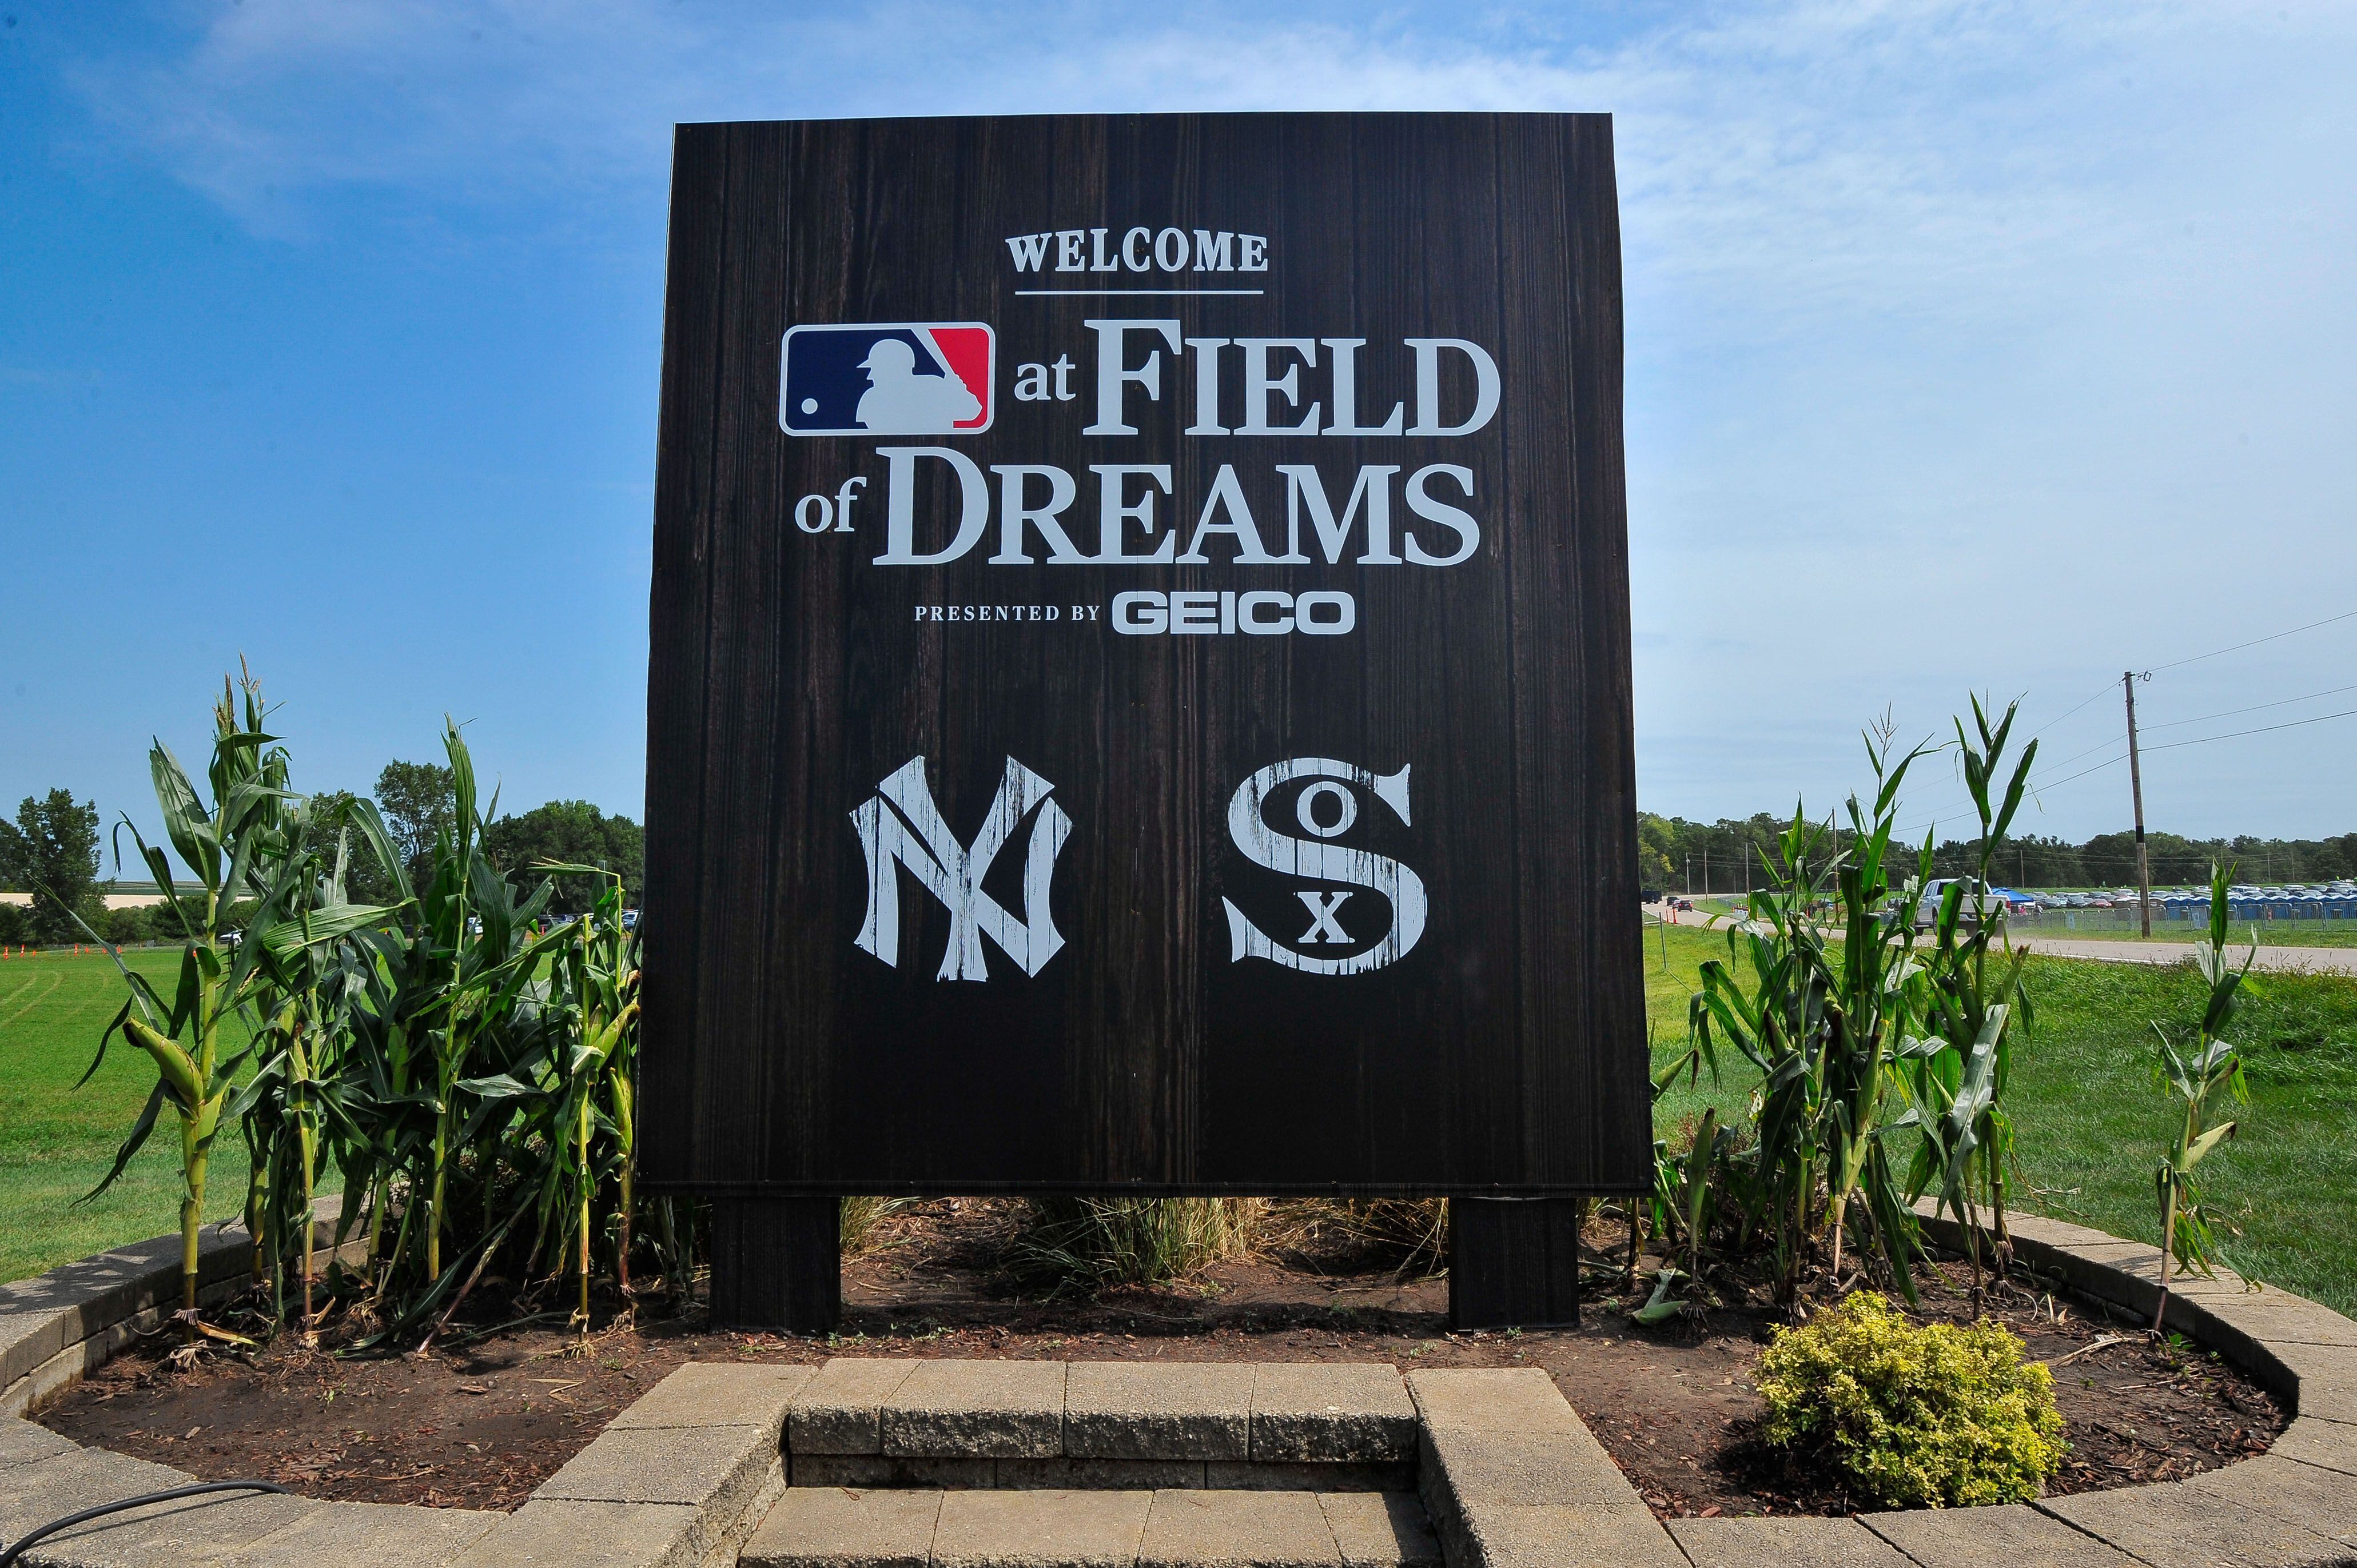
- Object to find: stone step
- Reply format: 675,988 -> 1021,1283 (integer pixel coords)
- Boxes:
740,1486 -> 1442,1568
787,1360 -> 1418,1467
1405,1368 -> 1682,1568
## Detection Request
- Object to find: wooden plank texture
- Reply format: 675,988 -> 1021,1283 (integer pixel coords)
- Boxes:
642,111 -> 1646,1197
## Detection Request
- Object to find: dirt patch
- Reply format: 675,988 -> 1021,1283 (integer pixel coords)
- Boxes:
37,1200 -> 2284,1518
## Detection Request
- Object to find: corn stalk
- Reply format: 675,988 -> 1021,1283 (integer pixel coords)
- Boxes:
527,868 -> 640,1338
1903,698 -> 2036,1307
1678,720 -> 1936,1307
2152,859 -> 2253,1329
75,673 -> 399,1323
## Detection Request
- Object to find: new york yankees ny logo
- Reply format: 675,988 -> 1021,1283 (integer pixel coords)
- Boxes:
850,755 -> 1072,981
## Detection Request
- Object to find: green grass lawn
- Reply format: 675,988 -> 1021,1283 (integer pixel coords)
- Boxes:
0,949 -> 252,1284
6,933 -> 2354,1321
1645,920 -> 2357,1316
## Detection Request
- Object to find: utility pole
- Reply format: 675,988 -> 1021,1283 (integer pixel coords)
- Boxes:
1703,848 -> 1710,896
2125,671 -> 2152,937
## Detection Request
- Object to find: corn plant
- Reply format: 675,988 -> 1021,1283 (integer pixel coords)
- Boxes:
230,803 -> 404,1332
207,722 -> 569,1347
1810,725 -> 1940,1288
2151,860 -> 2252,1328
1659,700 -> 2048,1318
523,868 -> 640,1338
1633,1107 -> 1725,1324
75,676 -> 398,1321
387,723 -> 553,1292
1901,698 -> 2036,1304
1679,721 -> 1936,1307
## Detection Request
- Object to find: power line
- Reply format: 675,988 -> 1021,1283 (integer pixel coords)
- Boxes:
2149,606 -> 2357,673
2141,703 -> 2357,753
2026,679 -> 2125,741
1898,732 -> 2125,835
1896,676 -> 2170,832
2017,731 -> 2125,777
1894,623 -> 2357,833
1900,703 -> 2357,837
2137,681 -> 2357,733
2018,752 -> 2127,795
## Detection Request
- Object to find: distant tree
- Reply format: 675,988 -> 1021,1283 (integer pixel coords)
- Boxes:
2324,835 -> 2357,880
305,788 -> 401,908
2006,835 -> 2085,887
2079,829 -> 2211,888
0,900 -> 28,946
0,790 -> 102,943
1637,813 -> 1678,888
484,800 -> 643,915
95,902 -> 154,946
375,759 -> 456,893
1643,805 -> 2357,893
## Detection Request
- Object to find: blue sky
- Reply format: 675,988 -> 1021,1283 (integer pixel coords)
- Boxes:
3,1 -> 2354,859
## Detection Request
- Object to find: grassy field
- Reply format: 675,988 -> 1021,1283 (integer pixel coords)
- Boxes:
6,935 -> 2353,1320
1647,920 -> 2357,1316
0,949 -> 252,1284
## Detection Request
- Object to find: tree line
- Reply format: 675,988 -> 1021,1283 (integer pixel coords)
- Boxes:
17,775 -> 2346,937
0,765 -> 640,947
1641,812 -> 2357,892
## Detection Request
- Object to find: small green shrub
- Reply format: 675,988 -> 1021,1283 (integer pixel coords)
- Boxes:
1756,1291 -> 2065,1509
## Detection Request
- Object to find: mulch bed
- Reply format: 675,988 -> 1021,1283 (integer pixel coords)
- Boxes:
37,1200 -> 2284,1519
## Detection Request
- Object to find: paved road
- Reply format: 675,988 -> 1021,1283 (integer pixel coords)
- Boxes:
1649,905 -> 2357,976
2010,935 -> 2357,975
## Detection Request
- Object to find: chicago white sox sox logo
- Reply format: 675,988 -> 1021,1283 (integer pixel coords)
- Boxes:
850,755 -> 1072,981
1221,757 -> 1427,975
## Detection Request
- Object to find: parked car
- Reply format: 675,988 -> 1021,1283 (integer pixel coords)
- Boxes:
1904,877 -> 2010,929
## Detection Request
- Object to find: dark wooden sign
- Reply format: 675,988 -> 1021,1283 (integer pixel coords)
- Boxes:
642,111 -> 1647,1206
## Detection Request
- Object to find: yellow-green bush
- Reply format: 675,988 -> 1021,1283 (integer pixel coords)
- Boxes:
1756,1291 -> 2065,1509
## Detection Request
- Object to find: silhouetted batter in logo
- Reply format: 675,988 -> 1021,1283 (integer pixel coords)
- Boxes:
856,338 -> 982,433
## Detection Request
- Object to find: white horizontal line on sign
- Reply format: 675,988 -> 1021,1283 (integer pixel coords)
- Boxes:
1013,288 -> 1267,296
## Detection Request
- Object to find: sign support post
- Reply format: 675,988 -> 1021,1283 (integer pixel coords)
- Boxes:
1450,1197 -> 1587,1329
708,1195 -> 842,1332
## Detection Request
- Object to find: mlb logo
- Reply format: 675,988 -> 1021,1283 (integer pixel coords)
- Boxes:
781,323 -> 994,436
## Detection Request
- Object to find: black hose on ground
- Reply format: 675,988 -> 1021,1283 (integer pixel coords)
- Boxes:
0,1480 -> 290,1568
